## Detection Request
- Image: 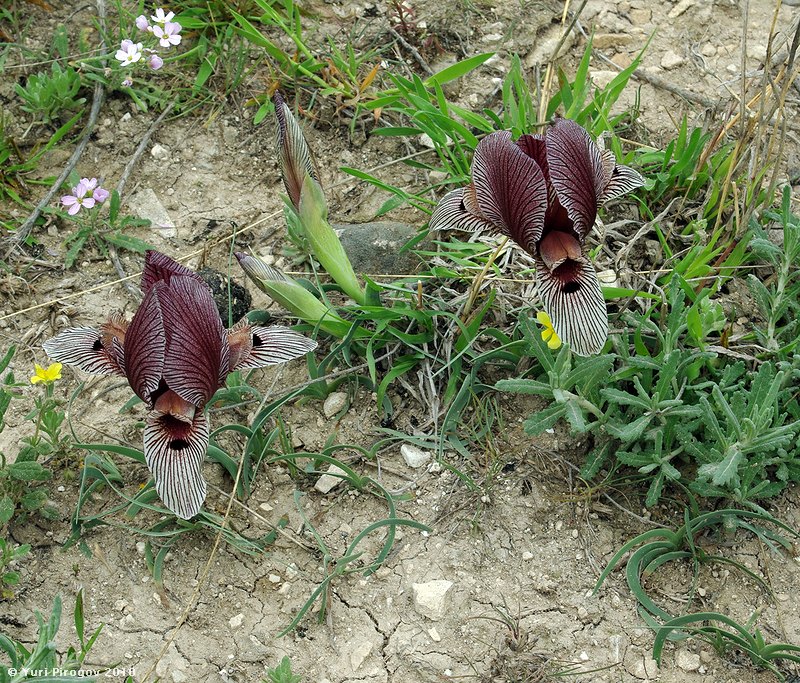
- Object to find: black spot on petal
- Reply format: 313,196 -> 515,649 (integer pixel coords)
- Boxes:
92,338 -> 103,351
170,439 -> 190,451
562,281 -> 581,294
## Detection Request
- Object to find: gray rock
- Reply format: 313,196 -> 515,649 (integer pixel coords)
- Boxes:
661,50 -> 685,70
334,222 -> 426,276
314,464 -> 348,493
128,188 -> 176,238
400,443 -> 431,468
150,143 -> 170,160
675,648 -> 700,671
322,391 -> 348,418
412,579 -> 454,620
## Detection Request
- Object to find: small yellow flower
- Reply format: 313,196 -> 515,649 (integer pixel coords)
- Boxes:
536,311 -> 562,350
30,362 -> 62,385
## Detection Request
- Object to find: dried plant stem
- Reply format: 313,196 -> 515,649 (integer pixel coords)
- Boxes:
537,0 -> 588,122
6,83 -> 105,255
462,236 -> 508,318
388,26 -> 432,76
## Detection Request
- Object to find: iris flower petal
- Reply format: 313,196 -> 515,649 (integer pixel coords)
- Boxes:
43,327 -> 127,376
144,409 -> 209,520
124,285 -> 166,403
428,188 -> 497,233
545,119 -> 605,239
471,131 -> 547,252
159,276 -> 229,406
274,91 -> 320,211
599,160 -> 646,204
535,255 -> 608,356
227,321 -> 317,371
141,249 -> 205,293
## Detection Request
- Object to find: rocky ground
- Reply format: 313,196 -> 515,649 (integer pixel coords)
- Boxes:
1,0 -> 800,681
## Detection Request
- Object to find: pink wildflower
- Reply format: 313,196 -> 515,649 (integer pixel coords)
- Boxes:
153,21 -> 181,48
61,181 -> 96,215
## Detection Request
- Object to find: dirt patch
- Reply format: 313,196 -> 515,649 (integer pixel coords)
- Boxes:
2,0 -> 799,681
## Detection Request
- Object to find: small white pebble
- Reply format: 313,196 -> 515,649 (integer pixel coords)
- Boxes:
150,143 -> 170,160
229,613 -> 244,628
580,651 -> 590,661
428,627 -> 441,642
57,485 -> 65,492
522,551 -> 534,561
268,574 -> 282,584
136,541 -> 146,555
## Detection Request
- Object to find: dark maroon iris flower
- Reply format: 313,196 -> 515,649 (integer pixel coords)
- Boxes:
429,119 -> 644,355
44,251 -> 316,519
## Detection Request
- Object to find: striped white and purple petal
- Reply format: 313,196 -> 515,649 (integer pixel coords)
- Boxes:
544,118 -> 605,240
227,320 -> 317,371
274,91 -> 320,211
598,149 -> 646,204
428,188 -> 496,233
43,312 -> 128,376
535,255 -> 608,357
144,405 -> 209,520
123,283 -> 166,404
141,249 -> 205,293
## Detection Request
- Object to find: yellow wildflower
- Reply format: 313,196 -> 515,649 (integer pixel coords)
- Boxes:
30,362 -> 62,385
536,312 -> 561,350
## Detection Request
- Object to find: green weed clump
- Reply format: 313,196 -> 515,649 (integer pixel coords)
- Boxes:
264,656 -> 302,683
0,592 -> 104,681
497,272 -> 800,509
14,62 -> 86,125
0,539 -> 29,600
594,506 -> 800,677
0,347 -> 61,527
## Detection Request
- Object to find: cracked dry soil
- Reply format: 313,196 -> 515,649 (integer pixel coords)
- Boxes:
2,0 -> 800,681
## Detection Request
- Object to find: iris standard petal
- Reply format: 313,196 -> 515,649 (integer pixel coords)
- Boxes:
124,284 -> 166,404
535,255 -> 608,357
141,250 -> 205,293
545,118 -> 605,239
428,188 -> 497,233
144,409 -> 209,519
274,91 -> 320,211
470,131 -> 547,253
159,275 -> 229,407
516,133 -> 553,196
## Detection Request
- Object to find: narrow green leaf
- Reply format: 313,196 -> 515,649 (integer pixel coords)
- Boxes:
423,53 -> 495,87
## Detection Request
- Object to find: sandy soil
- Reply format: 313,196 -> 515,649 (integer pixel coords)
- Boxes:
1,0 -> 800,681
